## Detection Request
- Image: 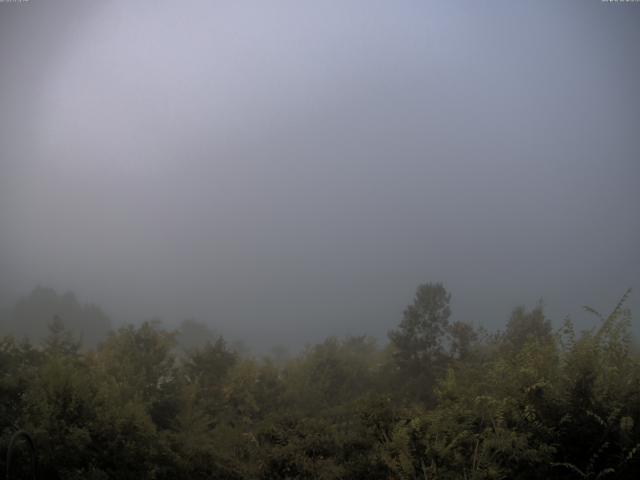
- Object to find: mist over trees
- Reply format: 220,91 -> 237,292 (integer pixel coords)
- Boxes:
0,287 -> 111,348
1,1 -> 638,478
1,283 -> 638,479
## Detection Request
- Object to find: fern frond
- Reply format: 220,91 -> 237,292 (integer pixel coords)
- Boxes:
608,288 -> 632,321
595,467 -> 615,479
585,410 -> 607,427
551,462 -> 587,477
593,289 -> 632,342
587,441 -> 609,473
625,442 -> 640,461
582,305 -> 604,322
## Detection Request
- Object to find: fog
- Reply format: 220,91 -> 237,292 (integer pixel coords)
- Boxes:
1,0 -> 638,349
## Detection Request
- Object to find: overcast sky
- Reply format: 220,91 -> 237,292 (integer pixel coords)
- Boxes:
1,0 -> 639,348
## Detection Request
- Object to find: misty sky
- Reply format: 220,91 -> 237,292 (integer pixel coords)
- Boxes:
1,0 -> 639,348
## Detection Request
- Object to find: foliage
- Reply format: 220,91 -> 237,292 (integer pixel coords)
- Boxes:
0,286 -> 638,479
388,283 -> 453,404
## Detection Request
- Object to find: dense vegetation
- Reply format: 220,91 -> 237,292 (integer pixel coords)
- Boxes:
1,284 -> 638,479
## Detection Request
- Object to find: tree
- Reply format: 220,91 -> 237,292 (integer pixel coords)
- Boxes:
504,304 -> 552,350
176,319 -> 220,353
8,287 -> 111,348
183,337 -> 238,421
96,322 -> 180,430
388,282 -> 452,403
43,315 -> 81,358
448,320 -> 477,360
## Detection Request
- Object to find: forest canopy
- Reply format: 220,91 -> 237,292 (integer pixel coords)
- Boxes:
1,284 -> 638,479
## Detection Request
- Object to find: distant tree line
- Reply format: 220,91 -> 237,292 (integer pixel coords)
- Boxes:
0,287 -> 111,349
0,284 -> 638,479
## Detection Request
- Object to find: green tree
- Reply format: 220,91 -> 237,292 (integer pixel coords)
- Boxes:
388,282 -> 452,403
504,303 -> 552,350
449,320 -> 478,360
176,318 -> 220,353
43,315 -> 82,358
96,321 -> 181,431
